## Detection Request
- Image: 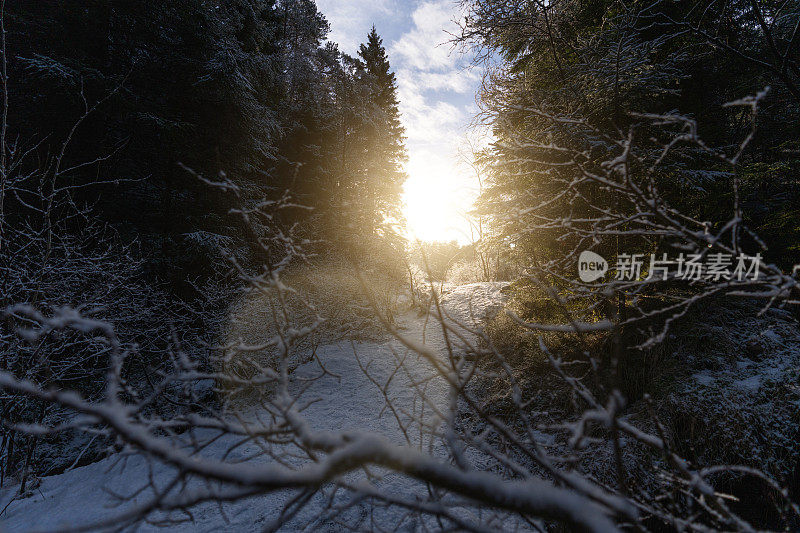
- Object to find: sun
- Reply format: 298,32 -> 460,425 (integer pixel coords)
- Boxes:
402,156 -> 479,245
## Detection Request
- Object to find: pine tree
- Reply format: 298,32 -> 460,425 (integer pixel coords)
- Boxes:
357,27 -> 406,235
358,27 -> 403,141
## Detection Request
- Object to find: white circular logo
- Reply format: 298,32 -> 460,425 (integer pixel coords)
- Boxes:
578,251 -> 608,282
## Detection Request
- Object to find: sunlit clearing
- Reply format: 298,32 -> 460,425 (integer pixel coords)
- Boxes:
402,156 -> 478,245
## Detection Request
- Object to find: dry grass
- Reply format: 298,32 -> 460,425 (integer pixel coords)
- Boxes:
218,259 -> 406,402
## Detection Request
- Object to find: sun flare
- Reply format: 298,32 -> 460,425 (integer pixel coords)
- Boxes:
402,158 -> 479,245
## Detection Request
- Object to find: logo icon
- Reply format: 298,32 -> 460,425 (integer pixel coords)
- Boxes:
578,251 -> 608,282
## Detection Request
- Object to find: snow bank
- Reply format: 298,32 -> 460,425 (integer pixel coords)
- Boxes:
439,282 -> 509,326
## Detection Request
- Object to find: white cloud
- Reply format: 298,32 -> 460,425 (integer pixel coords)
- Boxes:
390,2 -> 475,149
396,73 -> 463,141
415,69 -> 480,93
390,0 -> 459,71
315,0 -> 395,54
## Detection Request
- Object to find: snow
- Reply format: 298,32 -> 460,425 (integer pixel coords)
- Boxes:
760,328 -> 783,345
0,283 -> 510,531
438,282 -> 509,326
733,375 -> 761,391
677,311 -> 800,484
689,321 -> 800,395
692,371 -> 716,386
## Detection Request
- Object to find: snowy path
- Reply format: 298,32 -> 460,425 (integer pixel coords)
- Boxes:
0,283 -> 507,532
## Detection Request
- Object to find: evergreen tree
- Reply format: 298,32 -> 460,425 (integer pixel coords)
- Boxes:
305,28 -> 407,259
5,0 -> 341,287
356,27 -> 406,238
359,27 -> 404,143
464,0 -> 800,270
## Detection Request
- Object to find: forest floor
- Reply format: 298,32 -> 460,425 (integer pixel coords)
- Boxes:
0,283 -> 508,532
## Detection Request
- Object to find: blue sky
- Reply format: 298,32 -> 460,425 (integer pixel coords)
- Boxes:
316,0 -> 485,244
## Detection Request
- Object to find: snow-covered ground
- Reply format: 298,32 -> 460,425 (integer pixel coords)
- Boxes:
0,283 -> 508,532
